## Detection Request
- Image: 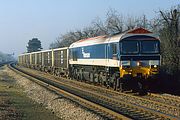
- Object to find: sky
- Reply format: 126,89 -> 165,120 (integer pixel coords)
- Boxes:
0,0 -> 179,57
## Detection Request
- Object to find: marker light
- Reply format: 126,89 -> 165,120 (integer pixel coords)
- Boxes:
137,61 -> 140,66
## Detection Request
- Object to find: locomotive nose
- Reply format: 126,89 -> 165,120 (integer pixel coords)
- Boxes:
120,60 -> 159,79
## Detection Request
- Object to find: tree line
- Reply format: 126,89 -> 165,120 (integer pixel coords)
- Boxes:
0,51 -> 14,63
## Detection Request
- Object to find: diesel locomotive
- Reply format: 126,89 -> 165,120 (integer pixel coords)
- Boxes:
18,28 -> 160,92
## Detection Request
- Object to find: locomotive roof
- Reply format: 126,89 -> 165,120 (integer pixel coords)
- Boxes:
69,27 -> 158,48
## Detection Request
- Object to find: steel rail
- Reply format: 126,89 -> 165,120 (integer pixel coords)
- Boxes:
11,64 -> 179,120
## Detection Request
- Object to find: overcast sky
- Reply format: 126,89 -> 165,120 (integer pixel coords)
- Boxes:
0,0 -> 179,57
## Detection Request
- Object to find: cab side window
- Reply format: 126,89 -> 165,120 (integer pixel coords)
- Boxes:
111,43 -> 118,60
111,43 -> 117,55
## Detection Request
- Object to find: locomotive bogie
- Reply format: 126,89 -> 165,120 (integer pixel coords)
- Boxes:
69,64 -> 119,88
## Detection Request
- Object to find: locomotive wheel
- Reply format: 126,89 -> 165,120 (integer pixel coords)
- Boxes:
138,82 -> 148,95
113,73 -> 120,91
99,72 -> 104,86
90,72 -> 94,83
106,78 -> 110,89
79,69 -> 84,81
73,69 -> 78,79
79,72 -> 83,81
113,78 -> 117,90
113,77 -> 118,90
119,78 -> 124,92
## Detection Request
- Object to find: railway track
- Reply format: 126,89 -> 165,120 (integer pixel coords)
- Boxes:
8,64 -> 130,120
9,64 -> 180,120
142,93 -> 180,108
51,77 -> 180,118
36,72 -> 180,118
24,67 -> 180,118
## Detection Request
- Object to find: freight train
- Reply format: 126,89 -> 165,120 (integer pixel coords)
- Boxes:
18,28 -> 160,92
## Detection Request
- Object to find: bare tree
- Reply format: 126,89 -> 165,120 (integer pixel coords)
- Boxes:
136,15 -> 149,28
105,8 -> 124,34
91,17 -> 107,35
125,15 -> 149,30
125,15 -> 137,30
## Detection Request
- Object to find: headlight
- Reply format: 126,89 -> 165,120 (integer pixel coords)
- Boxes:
137,61 -> 140,66
151,65 -> 158,68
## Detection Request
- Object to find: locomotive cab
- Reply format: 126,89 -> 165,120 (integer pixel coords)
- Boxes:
117,29 -> 160,92
119,36 -> 160,79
